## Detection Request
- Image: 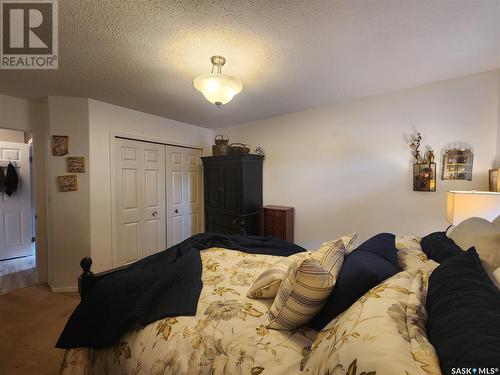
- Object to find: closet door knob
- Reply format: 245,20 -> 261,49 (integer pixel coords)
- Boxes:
174,209 -> 179,214
152,211 -> 158,217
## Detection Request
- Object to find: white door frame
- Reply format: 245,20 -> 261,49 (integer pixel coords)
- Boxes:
0,141 -> 32,260
109,131 -> 205,267
0,127 -> 46,285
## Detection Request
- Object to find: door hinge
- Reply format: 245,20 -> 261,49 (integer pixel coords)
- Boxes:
29,156 -> 33,162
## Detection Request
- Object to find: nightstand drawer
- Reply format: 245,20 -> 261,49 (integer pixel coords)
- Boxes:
260,206 -> 294,242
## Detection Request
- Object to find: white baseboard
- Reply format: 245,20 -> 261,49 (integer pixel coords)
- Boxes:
49,284 -> 78,293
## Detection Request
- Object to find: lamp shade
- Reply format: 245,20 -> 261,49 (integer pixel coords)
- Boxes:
193,73 -> 243,106
446,190 -> 500,225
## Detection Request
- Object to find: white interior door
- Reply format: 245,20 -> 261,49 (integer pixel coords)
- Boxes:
114,138 -> 166,267
166,146 -> 202,247
0,142 -> 32,260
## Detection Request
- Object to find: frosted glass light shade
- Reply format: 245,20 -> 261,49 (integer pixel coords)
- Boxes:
446,190 -> 500,225
193,73 -> 243,106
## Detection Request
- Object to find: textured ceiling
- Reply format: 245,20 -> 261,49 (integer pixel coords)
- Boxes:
0,0 -> 499,129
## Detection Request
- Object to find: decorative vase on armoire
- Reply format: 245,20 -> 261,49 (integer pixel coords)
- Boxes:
201,154 -> 264,235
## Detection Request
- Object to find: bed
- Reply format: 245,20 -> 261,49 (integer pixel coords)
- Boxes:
61,247 -> 316,375
59,234 -> 499,375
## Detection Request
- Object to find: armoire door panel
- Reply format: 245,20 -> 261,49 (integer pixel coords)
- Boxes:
221,166 -> 240,211
205,167 -> 219,209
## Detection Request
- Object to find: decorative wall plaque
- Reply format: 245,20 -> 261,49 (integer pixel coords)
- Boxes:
442,148 -> 473,180
52,135 -> 69,156
66,156 -> 85,173
57,175 -> 78,192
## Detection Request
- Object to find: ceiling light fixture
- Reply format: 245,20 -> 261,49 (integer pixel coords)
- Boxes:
193,55 -> 243,108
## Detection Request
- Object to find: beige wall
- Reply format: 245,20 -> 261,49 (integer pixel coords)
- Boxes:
46,97 -> 91,290
497,73 -> 500,167
220,70 -> 500,249
88,99 -> 213,272
0,95 -> 49,283
1,70 -> 499,288
0,128 -> 24,143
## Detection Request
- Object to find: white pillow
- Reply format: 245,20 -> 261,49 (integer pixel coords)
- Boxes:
448,217 -> 500,273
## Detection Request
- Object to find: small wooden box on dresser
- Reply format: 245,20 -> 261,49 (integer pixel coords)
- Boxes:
260,205 -> 294,242
202,154 -> 264,235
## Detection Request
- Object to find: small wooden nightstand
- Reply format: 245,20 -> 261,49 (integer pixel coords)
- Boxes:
260,205 -> 294,242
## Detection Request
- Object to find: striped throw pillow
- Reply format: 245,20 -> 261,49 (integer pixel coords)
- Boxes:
320,233 -> 358,255
266,240 -> 345,330
247,233 -> 357,299
247,252 -> 309,298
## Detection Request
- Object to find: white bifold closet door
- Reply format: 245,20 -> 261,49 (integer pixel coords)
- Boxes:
166,145 -> 202,248
114,138 -> 166,266
0,142 -> 32,260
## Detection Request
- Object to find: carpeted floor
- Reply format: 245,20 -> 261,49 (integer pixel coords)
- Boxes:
0,284 -> 79,375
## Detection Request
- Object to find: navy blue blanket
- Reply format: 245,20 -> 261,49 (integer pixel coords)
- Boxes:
56,233 -> 305,349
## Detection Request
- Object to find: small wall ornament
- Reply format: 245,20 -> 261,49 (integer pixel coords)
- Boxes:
409,132 -> 436,192
52,135 -> 69,156
66,157 -> 85,173
57,175 -> 78,192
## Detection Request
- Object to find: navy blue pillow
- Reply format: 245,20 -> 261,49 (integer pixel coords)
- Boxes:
420,231 -> 463,263
308,233 -> 401,330
426,248 -> 500,373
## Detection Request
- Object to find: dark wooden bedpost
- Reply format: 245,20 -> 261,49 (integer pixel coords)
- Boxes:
78,257 -> 94,299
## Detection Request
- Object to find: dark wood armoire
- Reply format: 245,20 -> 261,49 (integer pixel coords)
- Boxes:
202,154 -> 264,235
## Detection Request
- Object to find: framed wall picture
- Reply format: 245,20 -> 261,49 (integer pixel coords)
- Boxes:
52,135 -> 69,156
441,148 -> 473,180
57,175 -> 78,192
66,156 -> 85,173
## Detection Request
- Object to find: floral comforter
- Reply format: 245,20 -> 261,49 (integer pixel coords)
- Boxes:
61,236 -> 440,375
60,248 -> 316,375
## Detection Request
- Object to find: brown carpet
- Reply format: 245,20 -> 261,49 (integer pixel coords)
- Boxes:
0,284 -> 79,375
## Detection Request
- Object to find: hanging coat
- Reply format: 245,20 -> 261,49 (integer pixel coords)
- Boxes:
5,162 -> 18,196
0,167 -> 5,193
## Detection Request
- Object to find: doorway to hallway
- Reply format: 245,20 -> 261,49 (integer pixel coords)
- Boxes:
0,129 -> 36,294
